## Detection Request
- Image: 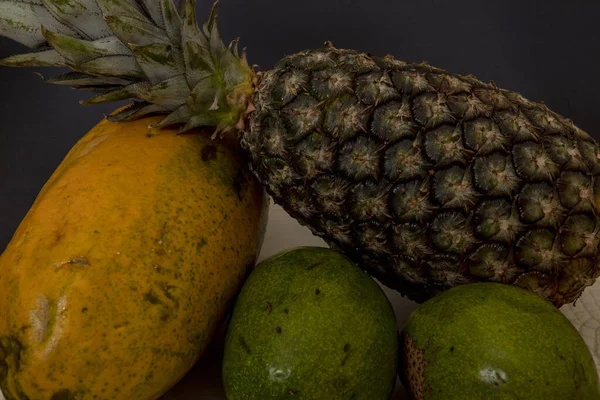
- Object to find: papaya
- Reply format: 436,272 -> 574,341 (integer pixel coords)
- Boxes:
0,113 -> 268,400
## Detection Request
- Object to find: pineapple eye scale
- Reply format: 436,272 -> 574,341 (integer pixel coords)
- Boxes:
351,182 -> 390,221
281,96 -> 323,141
473,88 -> 512,110
424,124 -> 468,166
454,88 -> 494,118
463,118 -> 505,154
494,111 -> 539,142
355,72 -> 401,105
325,97 -> 369,141
554,172 -> 597,217
466,244 -> 510,280
515,229 -> 556,268
272,70 -> 309,107
473,153 -> 519,197
512,141 -> 560,181
371,99 -> 417,142
517,183 -> 556,224
560,218 -> 595,257
337,136 -> 382,181
432,166 -> 477,209
355,222 -> 389,254
311,70 -> 353,100
392,70 -> 433,95
412,93 -> 456,129
429,211 -> 477,254
390,181 -> 432,222
384,140 -> 430,182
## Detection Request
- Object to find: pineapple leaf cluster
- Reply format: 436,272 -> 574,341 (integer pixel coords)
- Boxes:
0,0 -> 255,135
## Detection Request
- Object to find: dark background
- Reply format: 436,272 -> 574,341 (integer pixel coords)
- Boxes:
1,0 -> 599,250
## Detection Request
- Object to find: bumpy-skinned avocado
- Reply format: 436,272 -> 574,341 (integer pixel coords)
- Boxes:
222,246 -> 399,399
399,282 -> 600,400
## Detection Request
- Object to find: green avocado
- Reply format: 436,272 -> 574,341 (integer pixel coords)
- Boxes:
399,282 -> 600,400
222,246 -> 399,400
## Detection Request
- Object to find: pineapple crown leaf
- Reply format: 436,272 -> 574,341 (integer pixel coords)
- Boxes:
0,0 -> 256,135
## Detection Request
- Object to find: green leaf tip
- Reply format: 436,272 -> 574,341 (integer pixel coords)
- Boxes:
0,0 -> 257,137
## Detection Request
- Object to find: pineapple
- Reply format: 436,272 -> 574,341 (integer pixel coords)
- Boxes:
2,0 -> 600,308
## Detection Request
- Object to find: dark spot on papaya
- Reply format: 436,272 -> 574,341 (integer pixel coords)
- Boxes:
114,322 -> 129,329
52,229 -> 63,244
287,388 -> 300,396
144,291 -> 161,305
196,238 -> 208,254
343,343 -> 350,352
265,302 -> 273,314
162,285 -> 179,305
239,336 -> 251,354
315,288 -> 321,295
0,336 -> 23,375
51,389 -> 77,400
232,168 -> 249,201
160,311 -> 171,322
81,307 -> 88,313
305,262 -> 322,271
276,326 -> 282,334
283,308 -> 289,314
450,346 -> 454,352
201,145 -> 218,162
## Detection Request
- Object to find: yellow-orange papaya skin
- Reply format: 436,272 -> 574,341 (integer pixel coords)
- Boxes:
0,113 -> 268,400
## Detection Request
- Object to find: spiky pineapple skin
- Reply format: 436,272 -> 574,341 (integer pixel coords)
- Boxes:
243,46 -> 600,307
